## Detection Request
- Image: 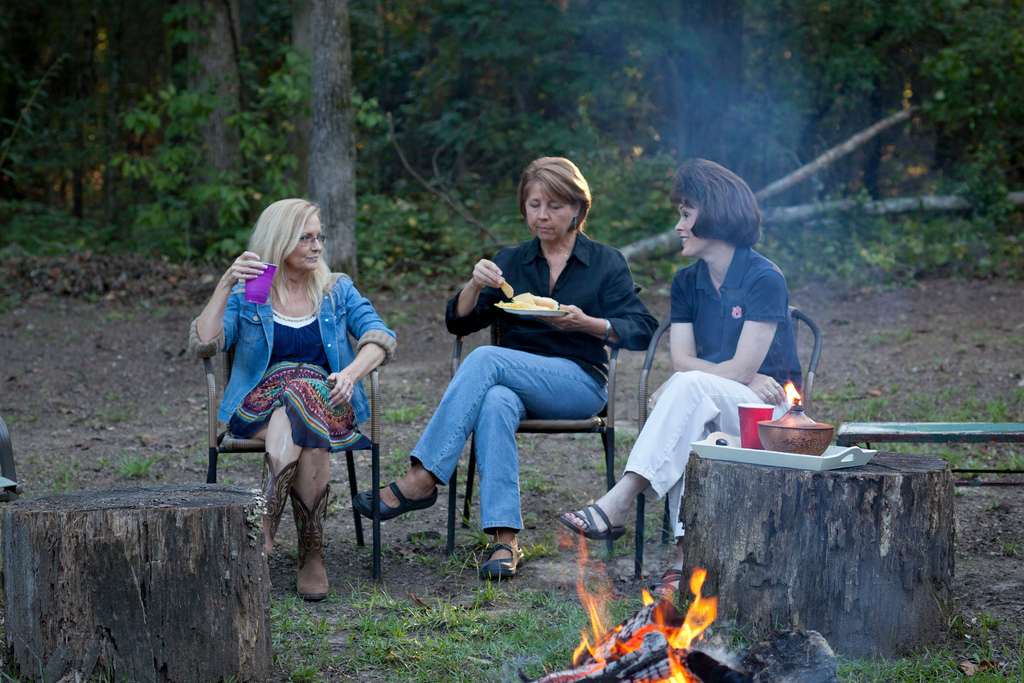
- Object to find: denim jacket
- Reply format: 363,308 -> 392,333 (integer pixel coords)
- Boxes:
215,277 -> 395,425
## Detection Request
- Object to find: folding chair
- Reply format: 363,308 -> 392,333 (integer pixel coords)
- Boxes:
631,307 -> 822,578
445,325 -> 621,556
200,348 -> 385,579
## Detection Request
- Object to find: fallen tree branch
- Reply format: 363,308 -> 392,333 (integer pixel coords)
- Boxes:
619,107 -> 920,262
762,191 -> 1024,223
386,112 -> 501,243
755,107 -> 919,201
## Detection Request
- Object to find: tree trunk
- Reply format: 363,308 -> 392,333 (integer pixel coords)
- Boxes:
660,0 -> 744,162
1,485 -> 272,683
103,0 -> 123,227
290,0 -> 312,197
310,0 -> 357,276
680,452 -> 955,658
187,0 -> 242,243
187,0 -> 242,175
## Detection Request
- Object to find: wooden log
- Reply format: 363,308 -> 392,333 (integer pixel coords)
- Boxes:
679,452 -> 955,658
1,484 -> 272,683
619,189 -> 1024,261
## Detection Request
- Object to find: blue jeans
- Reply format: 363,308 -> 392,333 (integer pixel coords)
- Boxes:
412,346 -> 607,531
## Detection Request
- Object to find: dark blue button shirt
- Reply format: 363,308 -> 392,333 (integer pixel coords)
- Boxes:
446,234 -> 658,386
670,247 -> 802,389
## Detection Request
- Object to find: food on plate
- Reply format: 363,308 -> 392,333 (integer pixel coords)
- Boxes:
495,292 -> 560,311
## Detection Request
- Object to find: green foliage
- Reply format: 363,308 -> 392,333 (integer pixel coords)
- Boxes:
115,47 -> 309,259
4,0 -> 1024,285
922,0 -> 1024,205
757,211 -> 1024,289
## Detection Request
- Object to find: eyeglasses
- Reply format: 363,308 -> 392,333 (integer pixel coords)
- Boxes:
298,234 -> 328,245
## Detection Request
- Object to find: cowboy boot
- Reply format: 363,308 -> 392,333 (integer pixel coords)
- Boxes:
261,455 -> 299,556
291,484 -> 330,601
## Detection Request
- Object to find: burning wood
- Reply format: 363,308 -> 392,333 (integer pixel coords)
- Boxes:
523,540 -> 748,683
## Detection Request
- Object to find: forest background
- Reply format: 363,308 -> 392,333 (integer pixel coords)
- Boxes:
3,2 -> 1024,681
2,0 -> 1024,290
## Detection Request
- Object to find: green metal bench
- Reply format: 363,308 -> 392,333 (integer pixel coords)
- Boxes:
836,422 -> 1024,478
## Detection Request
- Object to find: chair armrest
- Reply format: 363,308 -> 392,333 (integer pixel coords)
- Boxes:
451,337 -> 464,380
790,308 -> 822,409
369,369 -> 381,444
605,347 -> 619,428
637,320 -> 672,432
203,357 -> 219,451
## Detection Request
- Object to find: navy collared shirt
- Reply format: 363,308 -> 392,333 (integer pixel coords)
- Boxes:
446,234 -> 658,386
670,247 -> 802,389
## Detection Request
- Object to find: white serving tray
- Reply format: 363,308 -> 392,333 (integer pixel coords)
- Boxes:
690,437 -> 876,471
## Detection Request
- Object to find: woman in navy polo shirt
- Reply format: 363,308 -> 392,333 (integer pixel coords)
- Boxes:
354,157 -> 657,581
190,199 -> 396,600
559,159 -> 802,597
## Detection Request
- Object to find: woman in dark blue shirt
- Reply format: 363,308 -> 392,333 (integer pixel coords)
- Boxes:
559,159 -> 802,597
354,157 -> 657,580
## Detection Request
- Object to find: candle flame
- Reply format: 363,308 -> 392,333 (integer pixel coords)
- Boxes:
784,381 -> 801,406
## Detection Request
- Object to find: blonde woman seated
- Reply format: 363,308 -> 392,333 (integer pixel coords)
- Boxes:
189,199 -> 396,600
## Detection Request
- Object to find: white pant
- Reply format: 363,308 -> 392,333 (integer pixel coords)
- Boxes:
624,371 -> 789,539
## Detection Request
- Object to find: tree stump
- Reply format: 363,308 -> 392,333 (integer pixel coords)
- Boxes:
1,485 -> 272,683
680,452 -> 955,658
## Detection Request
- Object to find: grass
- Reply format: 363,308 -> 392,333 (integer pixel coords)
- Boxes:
262,579 -> 1024,683
271,594 -> 337,679
116,452 -> 160,478
384,404 -> 425,422
326,584 -> 643,682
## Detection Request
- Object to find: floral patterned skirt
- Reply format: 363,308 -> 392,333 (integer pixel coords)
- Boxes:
229,361 -> 370,452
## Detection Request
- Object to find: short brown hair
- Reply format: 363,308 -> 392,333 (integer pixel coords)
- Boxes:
517,157 -> 592,231
669,159 -> 761,247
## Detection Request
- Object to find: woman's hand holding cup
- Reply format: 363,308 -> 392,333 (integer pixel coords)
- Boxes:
224,251 -> 266,286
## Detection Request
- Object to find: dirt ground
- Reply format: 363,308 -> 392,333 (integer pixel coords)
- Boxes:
1,258 -> 1022,679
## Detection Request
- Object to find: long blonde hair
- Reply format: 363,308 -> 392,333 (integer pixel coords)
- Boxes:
248,199 -> 335,312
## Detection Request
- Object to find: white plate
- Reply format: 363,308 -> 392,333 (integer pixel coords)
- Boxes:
690,437 -> 876,471
495,304 -> 567,317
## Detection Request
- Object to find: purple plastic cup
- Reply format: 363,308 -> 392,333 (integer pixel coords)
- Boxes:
244,263 -> 277,304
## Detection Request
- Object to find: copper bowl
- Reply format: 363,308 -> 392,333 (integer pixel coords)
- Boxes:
757,407 -> 834,456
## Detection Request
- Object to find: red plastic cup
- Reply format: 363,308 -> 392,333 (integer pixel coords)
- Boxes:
738,403 -> 775,450
244,263 -> 277,304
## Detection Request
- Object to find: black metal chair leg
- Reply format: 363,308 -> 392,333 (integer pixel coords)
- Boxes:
463,438 -> 477,528
603,428 -> 615,555
447,465 -> 458,556
634,493 -> 646,579
604,428 -> 615,492
207,447 -> 219,484
346,450 -> 364,547
371,442 -> 381,581
660,498 -> 672,545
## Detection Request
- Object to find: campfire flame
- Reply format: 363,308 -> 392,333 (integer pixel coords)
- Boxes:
571,534 -> 617,666
566,536 -> 718,682
784,381 -> 801,407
